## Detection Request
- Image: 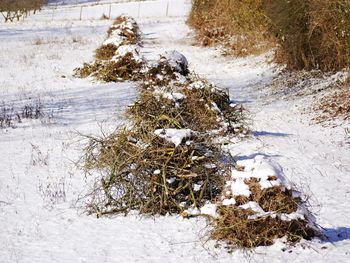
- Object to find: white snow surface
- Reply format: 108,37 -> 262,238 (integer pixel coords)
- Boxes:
185,202 -> 218,218
154,128 -> 192,147
153,87 -> 186,101
0,1 -> 350,262
164,50 -> 188,74
232,155 -> 292,192
102,30 -> 125,46
111,44 -> 143,62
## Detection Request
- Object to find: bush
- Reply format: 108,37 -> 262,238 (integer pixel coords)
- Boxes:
0,0 -> 46,22
189,0 -> 350,71
188,0 -> 272,56
264,0 -> 350,71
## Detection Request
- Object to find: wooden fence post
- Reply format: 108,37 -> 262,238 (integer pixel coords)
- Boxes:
108,4 -> 112,19
79,6 -> 83,20
166,1 -> 169,17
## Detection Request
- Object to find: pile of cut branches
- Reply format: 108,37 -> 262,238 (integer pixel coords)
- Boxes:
83,128 -> 226,216
129,74 -> 247,135
211,155 -> 319,248
74,16 -> 144,82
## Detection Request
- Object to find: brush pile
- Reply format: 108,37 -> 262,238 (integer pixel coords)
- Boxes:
84,128 -> 226,216
211,155 -> 319,248
82,51 -> 246,216
130,72 -> 247,135
74,16 -> 144,82
80,16 -> 319,249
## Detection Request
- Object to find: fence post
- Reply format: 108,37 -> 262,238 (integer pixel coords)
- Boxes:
166,1 -> 169,17
108,4 -> 112,19
79,6 -> 83,20
52,7 -> 55,21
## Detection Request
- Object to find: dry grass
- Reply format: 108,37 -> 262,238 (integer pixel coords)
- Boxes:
212,205 -> 317,248
141,56 -> 188,88
245,179 -> 299,213
74,53 -> 144,82
107,16 -> 141,44
95,44 -> 118,61
0,101 -> 45,128
81,74 -> 248,216
313,85 -> 350,123
210,160 -> 320,249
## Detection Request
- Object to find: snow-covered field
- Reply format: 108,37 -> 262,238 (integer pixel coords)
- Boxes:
0,1 -> 349,262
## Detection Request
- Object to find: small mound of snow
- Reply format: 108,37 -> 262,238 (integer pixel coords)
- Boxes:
163,50 -> 189,75
233,155 -> 292,192
103,31 -> 125,46
154,128 -> 192,147
153,87 -> 186,101
111,45 -> 143,63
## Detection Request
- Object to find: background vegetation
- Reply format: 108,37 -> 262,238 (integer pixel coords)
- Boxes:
189,0 -> 350,72
0,0 -> 47,22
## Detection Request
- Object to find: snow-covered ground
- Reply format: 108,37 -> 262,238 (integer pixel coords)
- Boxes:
0,1 -> 349,262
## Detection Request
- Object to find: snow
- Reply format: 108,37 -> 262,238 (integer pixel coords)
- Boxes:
222,198 -> 236,206
184,202 -> 218,218
230,178 -> 251,197
167,177 -> 176,184
240,201 -> 265,214
153,169 -> 161,175
164,50 -> 188,74
232,155 -> 292,191
112,44 -> 143,62
102,31 -> 124,46
153,87 -> 186,101
200,203 -> 218,218
0,0 -> 350,262
154,128 -> 192,147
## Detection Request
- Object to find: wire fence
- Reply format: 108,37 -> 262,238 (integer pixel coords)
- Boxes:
35,0 -> 191,21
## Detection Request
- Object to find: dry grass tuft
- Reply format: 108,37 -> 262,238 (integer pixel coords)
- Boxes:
142,55 -> 188,88
95,44 -> 118,61
244,179 -> 299,213
107,16 -> 141,44
211,159 -> 320,248
313,85 -> 350,123
212,205 -> 317,248
0,101 -> 45,128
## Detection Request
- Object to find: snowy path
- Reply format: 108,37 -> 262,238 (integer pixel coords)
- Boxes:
0,8 -> 349,263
